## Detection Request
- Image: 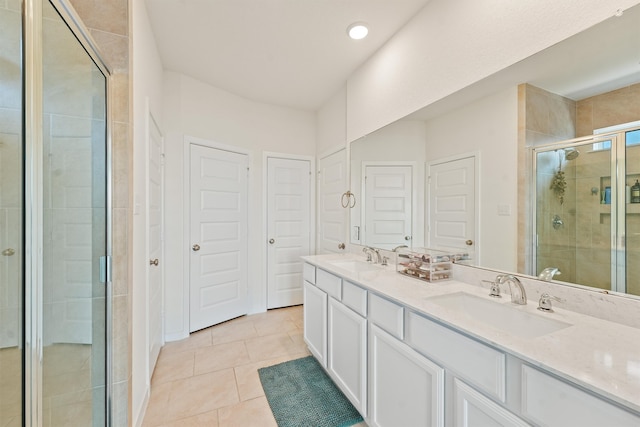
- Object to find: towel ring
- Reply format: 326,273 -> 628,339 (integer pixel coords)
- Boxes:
341,191 -> 356,208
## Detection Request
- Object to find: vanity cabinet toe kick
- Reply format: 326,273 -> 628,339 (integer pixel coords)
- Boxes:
301,260 -> 640,427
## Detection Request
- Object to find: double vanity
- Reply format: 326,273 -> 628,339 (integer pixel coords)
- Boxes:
302,253 -> 640,426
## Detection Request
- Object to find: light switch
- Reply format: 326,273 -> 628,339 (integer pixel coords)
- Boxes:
498,204 -> 511,216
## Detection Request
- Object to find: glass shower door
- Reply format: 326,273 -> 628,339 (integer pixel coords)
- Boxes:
534,137 -> 615,290
0,2 -> 23,426
624,129 -> 640,296
41,1 -> 107,425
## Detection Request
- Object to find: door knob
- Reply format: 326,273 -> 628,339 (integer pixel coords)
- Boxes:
269,238 -> 275,244
338,243 -> 345,250
466,240 -> 473,246
149,258 -> 159,266
2,248 -> 15,256
405,236 -> 412,241
192,244 -> 200,251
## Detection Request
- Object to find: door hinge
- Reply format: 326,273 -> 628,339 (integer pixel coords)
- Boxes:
99,255 -> 112,283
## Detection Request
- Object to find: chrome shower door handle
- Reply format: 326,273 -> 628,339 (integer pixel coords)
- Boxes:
192,244 -> 200,251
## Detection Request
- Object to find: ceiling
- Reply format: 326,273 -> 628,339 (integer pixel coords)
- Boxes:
145,0 -> 431,111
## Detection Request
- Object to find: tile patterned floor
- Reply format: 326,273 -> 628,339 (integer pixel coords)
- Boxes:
143,305 -> 311,427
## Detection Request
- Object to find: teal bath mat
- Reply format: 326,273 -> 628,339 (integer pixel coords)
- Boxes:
258,356 -> 364,427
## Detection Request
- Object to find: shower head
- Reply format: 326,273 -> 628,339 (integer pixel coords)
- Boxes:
564,148 -> 580,160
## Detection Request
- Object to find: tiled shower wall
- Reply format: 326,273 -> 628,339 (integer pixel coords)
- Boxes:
69,0 -> 131,424
517,84 -> 576,274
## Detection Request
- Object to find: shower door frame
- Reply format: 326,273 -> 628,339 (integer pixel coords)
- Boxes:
22,0 -> 113,425
530,128 -> 634,294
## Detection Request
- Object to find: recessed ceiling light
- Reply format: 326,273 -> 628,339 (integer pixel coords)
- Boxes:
347,22 -> 368,40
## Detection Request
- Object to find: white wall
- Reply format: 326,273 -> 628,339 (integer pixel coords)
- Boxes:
346,0 -> 640,142
132,1 -> 165,425
316,86 -> 347,156
424,87 -> 518,271
162,72 -> 316,340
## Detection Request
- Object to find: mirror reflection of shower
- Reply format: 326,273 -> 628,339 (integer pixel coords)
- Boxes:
533,126 -> 640,296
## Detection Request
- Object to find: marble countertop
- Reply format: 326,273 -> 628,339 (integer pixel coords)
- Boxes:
302,253 -> 640,414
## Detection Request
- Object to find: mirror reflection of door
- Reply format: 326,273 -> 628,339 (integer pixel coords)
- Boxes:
362,164 -> 413,250
318,149 -> 348,254
428,156 -> 476,260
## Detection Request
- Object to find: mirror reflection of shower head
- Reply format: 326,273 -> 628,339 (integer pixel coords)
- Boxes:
564,148 -> 580,160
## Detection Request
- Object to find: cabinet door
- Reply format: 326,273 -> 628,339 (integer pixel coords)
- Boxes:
521,365 -> 640,426
369,324 -> 444,427
303,281 -> 327,366
328,298 -> 367,416
453,379 -> 529,427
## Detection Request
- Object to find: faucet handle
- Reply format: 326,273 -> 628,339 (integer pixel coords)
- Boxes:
537,293 -> 565,312
362,247 -> 372,262
381,256 -> 389,266
482,280 -> 502,298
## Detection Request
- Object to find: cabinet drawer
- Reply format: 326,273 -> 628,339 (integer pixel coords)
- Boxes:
369,293 -> 404,339
303,262 -> 316,284
316,268 -> 342,300
342,280 -> 367,317
453,378 -> 529,427
405,311 -> 506,402
521,365 -> 640,426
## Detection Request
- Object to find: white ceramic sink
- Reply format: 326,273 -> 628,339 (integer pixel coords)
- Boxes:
328,259 -> 382,273
427,292 -> 571,338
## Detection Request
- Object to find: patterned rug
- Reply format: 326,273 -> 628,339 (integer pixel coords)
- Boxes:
258,356 -> 364,427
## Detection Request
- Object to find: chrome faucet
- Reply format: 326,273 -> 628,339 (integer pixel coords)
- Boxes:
537,293 -> 565,313
495,274 -> 527,305
538,267 -> 561,281
362,246 -> 381,264
392,244 -> 408,252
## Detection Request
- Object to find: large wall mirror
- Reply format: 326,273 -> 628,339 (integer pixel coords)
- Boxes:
348,3 -> 640,297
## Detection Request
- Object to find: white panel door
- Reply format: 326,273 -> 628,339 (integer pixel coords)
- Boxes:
429,156 -> 476,258
267,157 -> 311,308
318,149 -> 348,254
190,145 -> 248,332
363,165 -> 412,250
147,112 -> 163,375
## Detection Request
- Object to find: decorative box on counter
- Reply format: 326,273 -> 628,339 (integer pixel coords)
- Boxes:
396,247 -> 453,282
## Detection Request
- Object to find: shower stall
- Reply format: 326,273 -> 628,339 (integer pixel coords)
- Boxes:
533,125 -> 640,296
1,0 -> 111,425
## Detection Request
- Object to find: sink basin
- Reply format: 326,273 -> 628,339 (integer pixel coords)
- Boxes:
328,259 -> 382,273
427,292 -> 571,338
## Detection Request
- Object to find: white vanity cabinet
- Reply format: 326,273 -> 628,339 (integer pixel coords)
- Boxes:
303,280 -> 327,366
369,324 -> 444,427
368,293 -> 444,427
304,265 -> 368,414
303,266 -> 345,368
301,258 -> 640,426
520,365 -> 640,426
328,291 -> 367,415
453,379 -> 529,427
